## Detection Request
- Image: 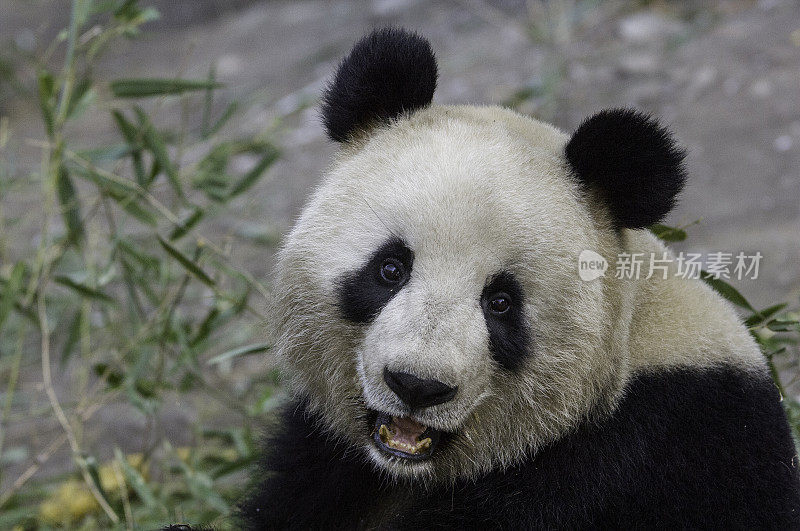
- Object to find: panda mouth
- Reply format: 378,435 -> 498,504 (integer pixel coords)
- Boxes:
372,412 -> 441,460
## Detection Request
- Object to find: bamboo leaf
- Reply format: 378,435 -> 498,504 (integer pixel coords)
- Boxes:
209,454 -> 257,480
110,78 -> 222,98
133,107 -> 183,197
766,349 -> 786,398
94,363 -> 124,388
71,164 -> 158,225
700,272 -> 756,314
113,447 -> 159,509
169,451 -> 230,514
111,110 -> 146,185
228,146 -> 279,199
111,109 -> 139,143
73,0 -> 94,27
169,207 -> 204,240
201,65 -> 216,137
193,144 -> 231,201
745,303 -> 789,327
56,166 -> 84,244
113,0 -> 142,18
0,262 -> 25,331
65,76 -> 95,120
649,223 -> 687,242
76,143 -> 131,163
80,454 -> 113,508
114,6 -> 160,38
117,238 -> 159,269
766,319 -> 800,332
125,348 -> 159,414
109,190 -> 158,226
157,236 -> 215,286
204,101 -> 238,139
60,310 -> 82,366
53,275 -> 116,303
37,70 -> 56,138
207,343 -> 270,366
190,306 -> 220,347
72,163 -> 138,196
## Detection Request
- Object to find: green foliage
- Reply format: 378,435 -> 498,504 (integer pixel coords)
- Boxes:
649,223 -> 688,242
110,78 -> 223,99
0,1 -> 280,528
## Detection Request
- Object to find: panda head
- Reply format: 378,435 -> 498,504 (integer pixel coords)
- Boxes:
272,28 -> 686,481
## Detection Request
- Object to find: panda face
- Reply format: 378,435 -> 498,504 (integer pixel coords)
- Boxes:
272,28 -> 686,482
272,106 -> 629,480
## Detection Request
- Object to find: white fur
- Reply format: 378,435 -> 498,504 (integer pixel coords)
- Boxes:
269,105 -> 765,482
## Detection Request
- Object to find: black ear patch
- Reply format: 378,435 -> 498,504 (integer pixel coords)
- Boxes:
321,27 -> 438,143
565,109 -> 687,229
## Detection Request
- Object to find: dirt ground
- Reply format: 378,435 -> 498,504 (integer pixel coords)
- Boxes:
2,0 -> 799,492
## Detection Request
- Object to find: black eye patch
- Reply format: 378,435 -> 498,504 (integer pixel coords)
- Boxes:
337,238 -> 414,324
481,271 -> 531,372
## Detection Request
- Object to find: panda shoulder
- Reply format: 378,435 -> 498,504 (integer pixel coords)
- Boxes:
624,230 -> 765,375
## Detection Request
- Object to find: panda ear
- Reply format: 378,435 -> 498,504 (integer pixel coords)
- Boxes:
565,108 -> 687,229
321,27 -> 438,143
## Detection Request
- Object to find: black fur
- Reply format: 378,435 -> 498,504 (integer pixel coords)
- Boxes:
481,271 -> 531,372
565,108 -> 687,229
321,27 -> 438,143
338,237 -> 414,324
238,366 -> 800,529
237,401 -> 388,529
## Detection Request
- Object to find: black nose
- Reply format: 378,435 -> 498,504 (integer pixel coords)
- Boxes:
383,368 -> 458,409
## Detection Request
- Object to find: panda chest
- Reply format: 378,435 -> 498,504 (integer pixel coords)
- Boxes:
358,489 -> 415,530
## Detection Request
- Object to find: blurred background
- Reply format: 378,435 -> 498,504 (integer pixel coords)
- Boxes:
1,0 -> 798,528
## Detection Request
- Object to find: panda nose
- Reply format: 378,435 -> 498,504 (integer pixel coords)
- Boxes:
383,368 -> 458,409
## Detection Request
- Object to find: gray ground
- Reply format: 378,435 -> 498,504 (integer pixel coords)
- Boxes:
2,0 -> 799,491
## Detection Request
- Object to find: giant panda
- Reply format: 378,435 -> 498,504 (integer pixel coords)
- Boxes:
229,28 -> 800,528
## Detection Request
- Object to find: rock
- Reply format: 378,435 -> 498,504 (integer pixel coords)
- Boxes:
749,78 -> 773,98
372,0 -> 419,16
617,52 -> 659,75
773,135 -> 793,152
217,54 -> 244,78
618,12 -> 685,44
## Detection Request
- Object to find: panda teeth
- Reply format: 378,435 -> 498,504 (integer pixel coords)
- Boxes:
379,424 -> 391,443
378,424 -> 433,455
416,437 -> 432,451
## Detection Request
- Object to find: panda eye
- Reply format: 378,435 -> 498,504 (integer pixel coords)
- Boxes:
487,293 -> 511,314
379,259 -> 405,284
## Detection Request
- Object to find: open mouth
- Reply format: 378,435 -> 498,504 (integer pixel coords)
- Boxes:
372,412 -> 442,461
